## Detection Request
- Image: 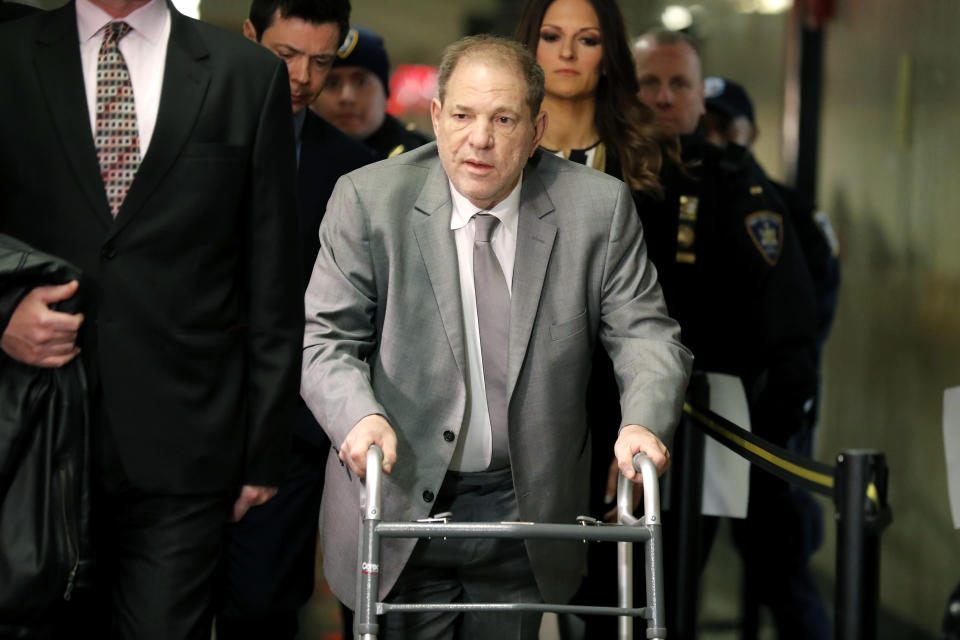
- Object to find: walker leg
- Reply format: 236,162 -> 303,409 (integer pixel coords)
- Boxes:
618,539 -> 634,640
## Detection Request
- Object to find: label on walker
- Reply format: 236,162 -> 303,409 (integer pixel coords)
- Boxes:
362,562 -> 380,575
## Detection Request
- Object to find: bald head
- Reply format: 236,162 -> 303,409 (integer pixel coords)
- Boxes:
633,31 -> 705,135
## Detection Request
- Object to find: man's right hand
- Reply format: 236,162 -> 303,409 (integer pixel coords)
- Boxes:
1,281 -> 83,368
339,414 -> 398,478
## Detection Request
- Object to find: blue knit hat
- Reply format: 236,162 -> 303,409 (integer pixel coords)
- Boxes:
333,25 -> 390,97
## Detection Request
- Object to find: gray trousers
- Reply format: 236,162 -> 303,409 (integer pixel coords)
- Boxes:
379,467 -> 542,640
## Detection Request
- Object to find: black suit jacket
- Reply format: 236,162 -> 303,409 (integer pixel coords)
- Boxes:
0,1 -> 37,22
294,111 -> 374,448
297,110 -> 375,290
0,2 -> 303,493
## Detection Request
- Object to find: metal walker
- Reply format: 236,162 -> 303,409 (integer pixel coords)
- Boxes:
354,445 -> 666,639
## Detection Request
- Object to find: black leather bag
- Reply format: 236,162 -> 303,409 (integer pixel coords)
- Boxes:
0,234 -> 91,635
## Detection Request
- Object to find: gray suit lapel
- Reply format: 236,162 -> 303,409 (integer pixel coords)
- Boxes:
412,160 -> 467,380
507,166 -> 557,398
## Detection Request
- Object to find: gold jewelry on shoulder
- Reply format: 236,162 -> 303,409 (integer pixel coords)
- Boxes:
592,142 -> 606,173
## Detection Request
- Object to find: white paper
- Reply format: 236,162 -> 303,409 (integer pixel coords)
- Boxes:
943,387 -> 960,529
700,372 -> 752,518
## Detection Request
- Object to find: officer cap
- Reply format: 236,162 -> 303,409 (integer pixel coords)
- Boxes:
333,25 -> 391,97
704,77 -> 755,126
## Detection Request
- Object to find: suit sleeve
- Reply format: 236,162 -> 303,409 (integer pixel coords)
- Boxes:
599,182 -> 693,447
242,60 -> 303,486
301,174 -> 386,450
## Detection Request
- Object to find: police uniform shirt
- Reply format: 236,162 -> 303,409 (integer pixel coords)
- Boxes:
364,113 -> 430,159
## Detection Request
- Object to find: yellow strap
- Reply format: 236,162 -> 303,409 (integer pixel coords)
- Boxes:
684,402 -> 835,490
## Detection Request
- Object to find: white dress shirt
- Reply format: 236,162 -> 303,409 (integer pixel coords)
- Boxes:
77,0 -> 171,160
447,177 -> 521,472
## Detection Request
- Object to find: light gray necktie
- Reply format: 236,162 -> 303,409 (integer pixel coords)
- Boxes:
473,213 -> 510,469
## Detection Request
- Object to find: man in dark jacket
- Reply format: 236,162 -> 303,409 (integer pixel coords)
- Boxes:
702,76 -> 840,354
216,2 -> 375,638
310,24 -> 430,158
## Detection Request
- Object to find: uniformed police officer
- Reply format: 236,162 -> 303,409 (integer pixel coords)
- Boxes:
310,25 -> 431,159
702,76 -> 840,355
633,29 -> 831,640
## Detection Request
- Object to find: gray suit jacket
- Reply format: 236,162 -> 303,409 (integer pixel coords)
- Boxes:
302,143 -> 692,606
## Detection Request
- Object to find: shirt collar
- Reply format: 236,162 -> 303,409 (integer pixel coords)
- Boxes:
448,174 -> 523,232
77,0 -> 169,46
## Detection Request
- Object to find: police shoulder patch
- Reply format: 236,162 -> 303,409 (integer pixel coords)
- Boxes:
744,210 -> 783,265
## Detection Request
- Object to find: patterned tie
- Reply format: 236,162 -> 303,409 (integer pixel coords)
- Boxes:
95,22 -> 140,218
473,213 -> 511,469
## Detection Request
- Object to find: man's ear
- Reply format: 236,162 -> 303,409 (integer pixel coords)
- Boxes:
430,97 -> 442,138
242,19 -> 258,44
530,110 -> 548,156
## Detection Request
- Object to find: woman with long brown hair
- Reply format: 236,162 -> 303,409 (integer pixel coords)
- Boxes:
515,1 -> 682,636
515,0 -> 679,199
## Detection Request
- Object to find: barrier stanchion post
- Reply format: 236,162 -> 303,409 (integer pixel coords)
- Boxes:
834,450 -> 891,640
668,372 -> 708,639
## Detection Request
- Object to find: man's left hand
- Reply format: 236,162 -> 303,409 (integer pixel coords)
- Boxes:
230,484 -> 278,522
614,424 -> 670,482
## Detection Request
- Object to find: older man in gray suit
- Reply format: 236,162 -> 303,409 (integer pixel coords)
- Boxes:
302,35 -> 692,639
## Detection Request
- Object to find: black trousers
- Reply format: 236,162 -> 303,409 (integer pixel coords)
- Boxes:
61,395 -> 235,640
96,487 -> 234,639
215,435 -> 327,640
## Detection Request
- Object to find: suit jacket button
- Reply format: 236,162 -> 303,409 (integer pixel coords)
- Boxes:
422,490 -> 434,503
442,430 -> 455,442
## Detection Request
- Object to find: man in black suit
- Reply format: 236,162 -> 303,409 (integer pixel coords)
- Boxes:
215,2 -> 375,638
0,1 -> 302,637
311,24 -> 431,158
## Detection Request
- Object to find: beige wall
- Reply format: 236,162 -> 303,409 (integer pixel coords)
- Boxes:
813,0 -> 960,630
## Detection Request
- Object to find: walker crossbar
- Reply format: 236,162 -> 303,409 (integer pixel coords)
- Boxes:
378,602 -> 653,617
374,521 -> 653,543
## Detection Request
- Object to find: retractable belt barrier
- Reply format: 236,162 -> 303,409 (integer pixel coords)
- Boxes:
676,396 -> 892,640
683,401 -> 835,497
681,401 -> 892,516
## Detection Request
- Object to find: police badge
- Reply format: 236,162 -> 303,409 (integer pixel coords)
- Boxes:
676,195 -> 699,264
745,210 -> 783,265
